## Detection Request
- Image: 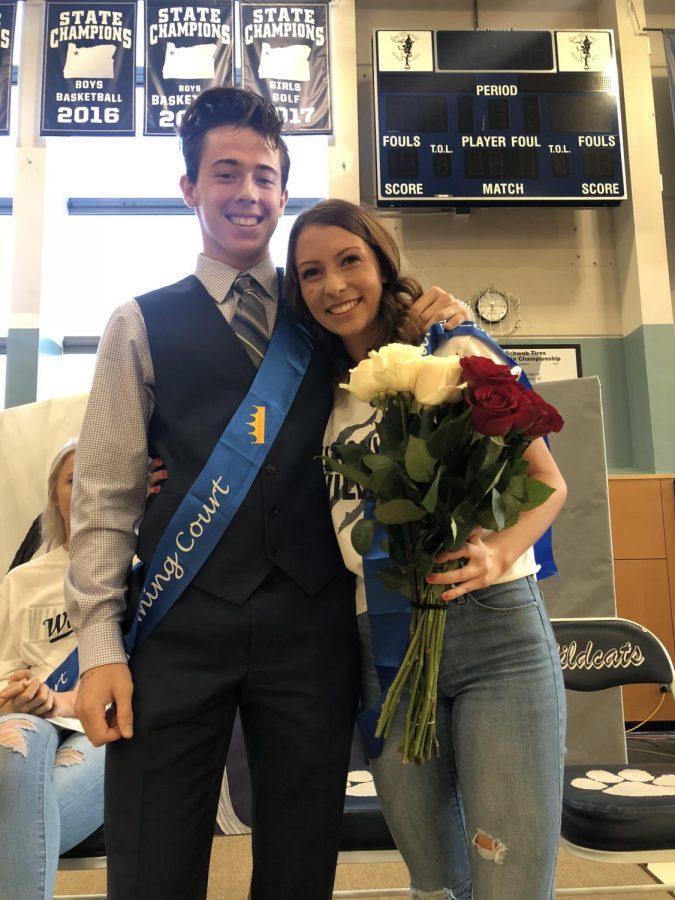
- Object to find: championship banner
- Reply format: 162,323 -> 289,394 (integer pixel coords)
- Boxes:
240,2 -> 331,134
144,0 -> 233,136
0,1 -> 17,135
41,0 -> 136,135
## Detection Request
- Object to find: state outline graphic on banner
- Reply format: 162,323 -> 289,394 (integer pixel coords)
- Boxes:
240,1 -> 332,135
63,42 -> 116,79
144,0 -> 234,136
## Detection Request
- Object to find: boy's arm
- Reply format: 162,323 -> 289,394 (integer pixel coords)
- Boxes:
65,300 -> 154,744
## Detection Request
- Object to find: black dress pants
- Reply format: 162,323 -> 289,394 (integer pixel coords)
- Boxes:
104,566 -> 359,900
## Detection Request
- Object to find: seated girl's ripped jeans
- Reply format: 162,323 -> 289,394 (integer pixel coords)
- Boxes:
0,714 -> 104,900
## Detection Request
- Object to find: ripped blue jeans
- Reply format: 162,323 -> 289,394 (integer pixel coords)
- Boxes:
0,714 -> 105,900
359,576 -> 566,900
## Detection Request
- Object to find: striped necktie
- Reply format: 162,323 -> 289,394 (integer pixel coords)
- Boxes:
230,274 -> 270,367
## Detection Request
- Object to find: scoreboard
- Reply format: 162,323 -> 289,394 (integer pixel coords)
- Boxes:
373,29 -> 627,207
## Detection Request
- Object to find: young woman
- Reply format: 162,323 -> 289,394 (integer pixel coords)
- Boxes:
285,199 -> 567,900
0,439 -> 105,900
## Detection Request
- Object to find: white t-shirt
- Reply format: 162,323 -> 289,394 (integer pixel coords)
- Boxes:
0,545 -> 82,731
322,335 -> 537,615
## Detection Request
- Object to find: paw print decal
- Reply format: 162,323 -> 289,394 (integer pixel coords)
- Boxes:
347,769 -> 377,797
571,768 -> 675,796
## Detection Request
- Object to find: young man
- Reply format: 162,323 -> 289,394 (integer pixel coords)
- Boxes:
65,87 -> 470,900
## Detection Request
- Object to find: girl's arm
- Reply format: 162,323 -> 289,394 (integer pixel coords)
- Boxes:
428,437 -> 567,601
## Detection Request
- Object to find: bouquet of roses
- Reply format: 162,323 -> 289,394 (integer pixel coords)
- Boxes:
324,343 -> 564,765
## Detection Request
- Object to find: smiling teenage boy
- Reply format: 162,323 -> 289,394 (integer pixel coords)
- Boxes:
66,87 -> 469,900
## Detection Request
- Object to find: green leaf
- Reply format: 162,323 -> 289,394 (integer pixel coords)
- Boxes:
437,475 -> 468,508
492,486 -> 524,529
404,434 -> 436,483
387,535 -> 408,567
521,478 -> 556,511
377,400 -> 405,455
351,517 -> 375,555
335,442 -> 368,467
378,565 -> 411,595
369,466 -> 400,496
323,459 -> 372,491
476,506 -> 499,531
440,516 -> 459,550
427,406 -> 472,458
360,454 -> 401,495
442,516 -> 474,552
421,467 -> 443,514
465,459 -> 509,508
375,498 -> 427,524
362,453 -> 393,472
505,473 -> 528,501
489,488 -> 506,530
511,456 -> 530,477
484,436 -> 506,467
466,436 -> 503,485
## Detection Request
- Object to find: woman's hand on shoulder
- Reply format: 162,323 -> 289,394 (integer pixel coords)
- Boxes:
0,670 -> 55,717
147,457 -> 167,496
410,287 -> 473,330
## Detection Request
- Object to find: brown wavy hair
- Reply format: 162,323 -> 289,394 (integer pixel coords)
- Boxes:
284,199 -> 426,374
178,87 -> 290,189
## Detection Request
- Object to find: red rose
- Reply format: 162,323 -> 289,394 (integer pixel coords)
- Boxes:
522,391 -> 565,437
460,356 -> 516,386
467,381 -> 539,436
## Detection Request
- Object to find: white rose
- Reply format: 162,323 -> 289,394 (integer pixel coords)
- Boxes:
340,357 -> 389,402
368,343 -> 426,393
413,354 -> 466,406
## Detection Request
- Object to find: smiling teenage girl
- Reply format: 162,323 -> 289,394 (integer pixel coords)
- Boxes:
285,199 -> 567,900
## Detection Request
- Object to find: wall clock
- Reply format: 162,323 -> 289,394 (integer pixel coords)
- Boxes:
471,287 -> 521,337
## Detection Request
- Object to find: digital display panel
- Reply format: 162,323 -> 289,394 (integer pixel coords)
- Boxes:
549,94 -> 614,134
436,30 -> 554,72
373,28 -> 626,207
464,148 -> 539,179
385,94 -> 448,133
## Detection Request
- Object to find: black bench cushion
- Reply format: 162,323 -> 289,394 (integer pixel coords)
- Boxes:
562,763 -> 675,852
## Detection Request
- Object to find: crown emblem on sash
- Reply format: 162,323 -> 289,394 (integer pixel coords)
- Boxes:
247,404 -> 266,444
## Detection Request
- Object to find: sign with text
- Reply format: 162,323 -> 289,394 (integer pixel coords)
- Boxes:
41,0 -> 136,135
240,2 -> 331,133
144,0 -> 233,136
502,344 -> 582,384
0,1 -> 17,134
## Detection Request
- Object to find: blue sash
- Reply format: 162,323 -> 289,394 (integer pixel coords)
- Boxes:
46,306 -> 314,691
359,323 -> 558,756
126,306 -> 313,654
44,642 -> 80,692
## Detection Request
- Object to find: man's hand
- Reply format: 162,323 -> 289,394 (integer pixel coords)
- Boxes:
74,662 -> 134,746
411,287 -> 473,331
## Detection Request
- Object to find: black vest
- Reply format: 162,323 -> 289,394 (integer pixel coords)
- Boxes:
135,275 -> 344,603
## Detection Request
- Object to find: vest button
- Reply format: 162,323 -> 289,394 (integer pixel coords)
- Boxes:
271,546 -> 282,557
265,463 -> 278,475
270,506 -> 281,516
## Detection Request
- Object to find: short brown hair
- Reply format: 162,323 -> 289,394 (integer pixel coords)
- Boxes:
284,199 -> 425,373
178,87 -> 290,189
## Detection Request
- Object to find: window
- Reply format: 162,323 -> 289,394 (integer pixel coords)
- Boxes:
7,0 -> 330,403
